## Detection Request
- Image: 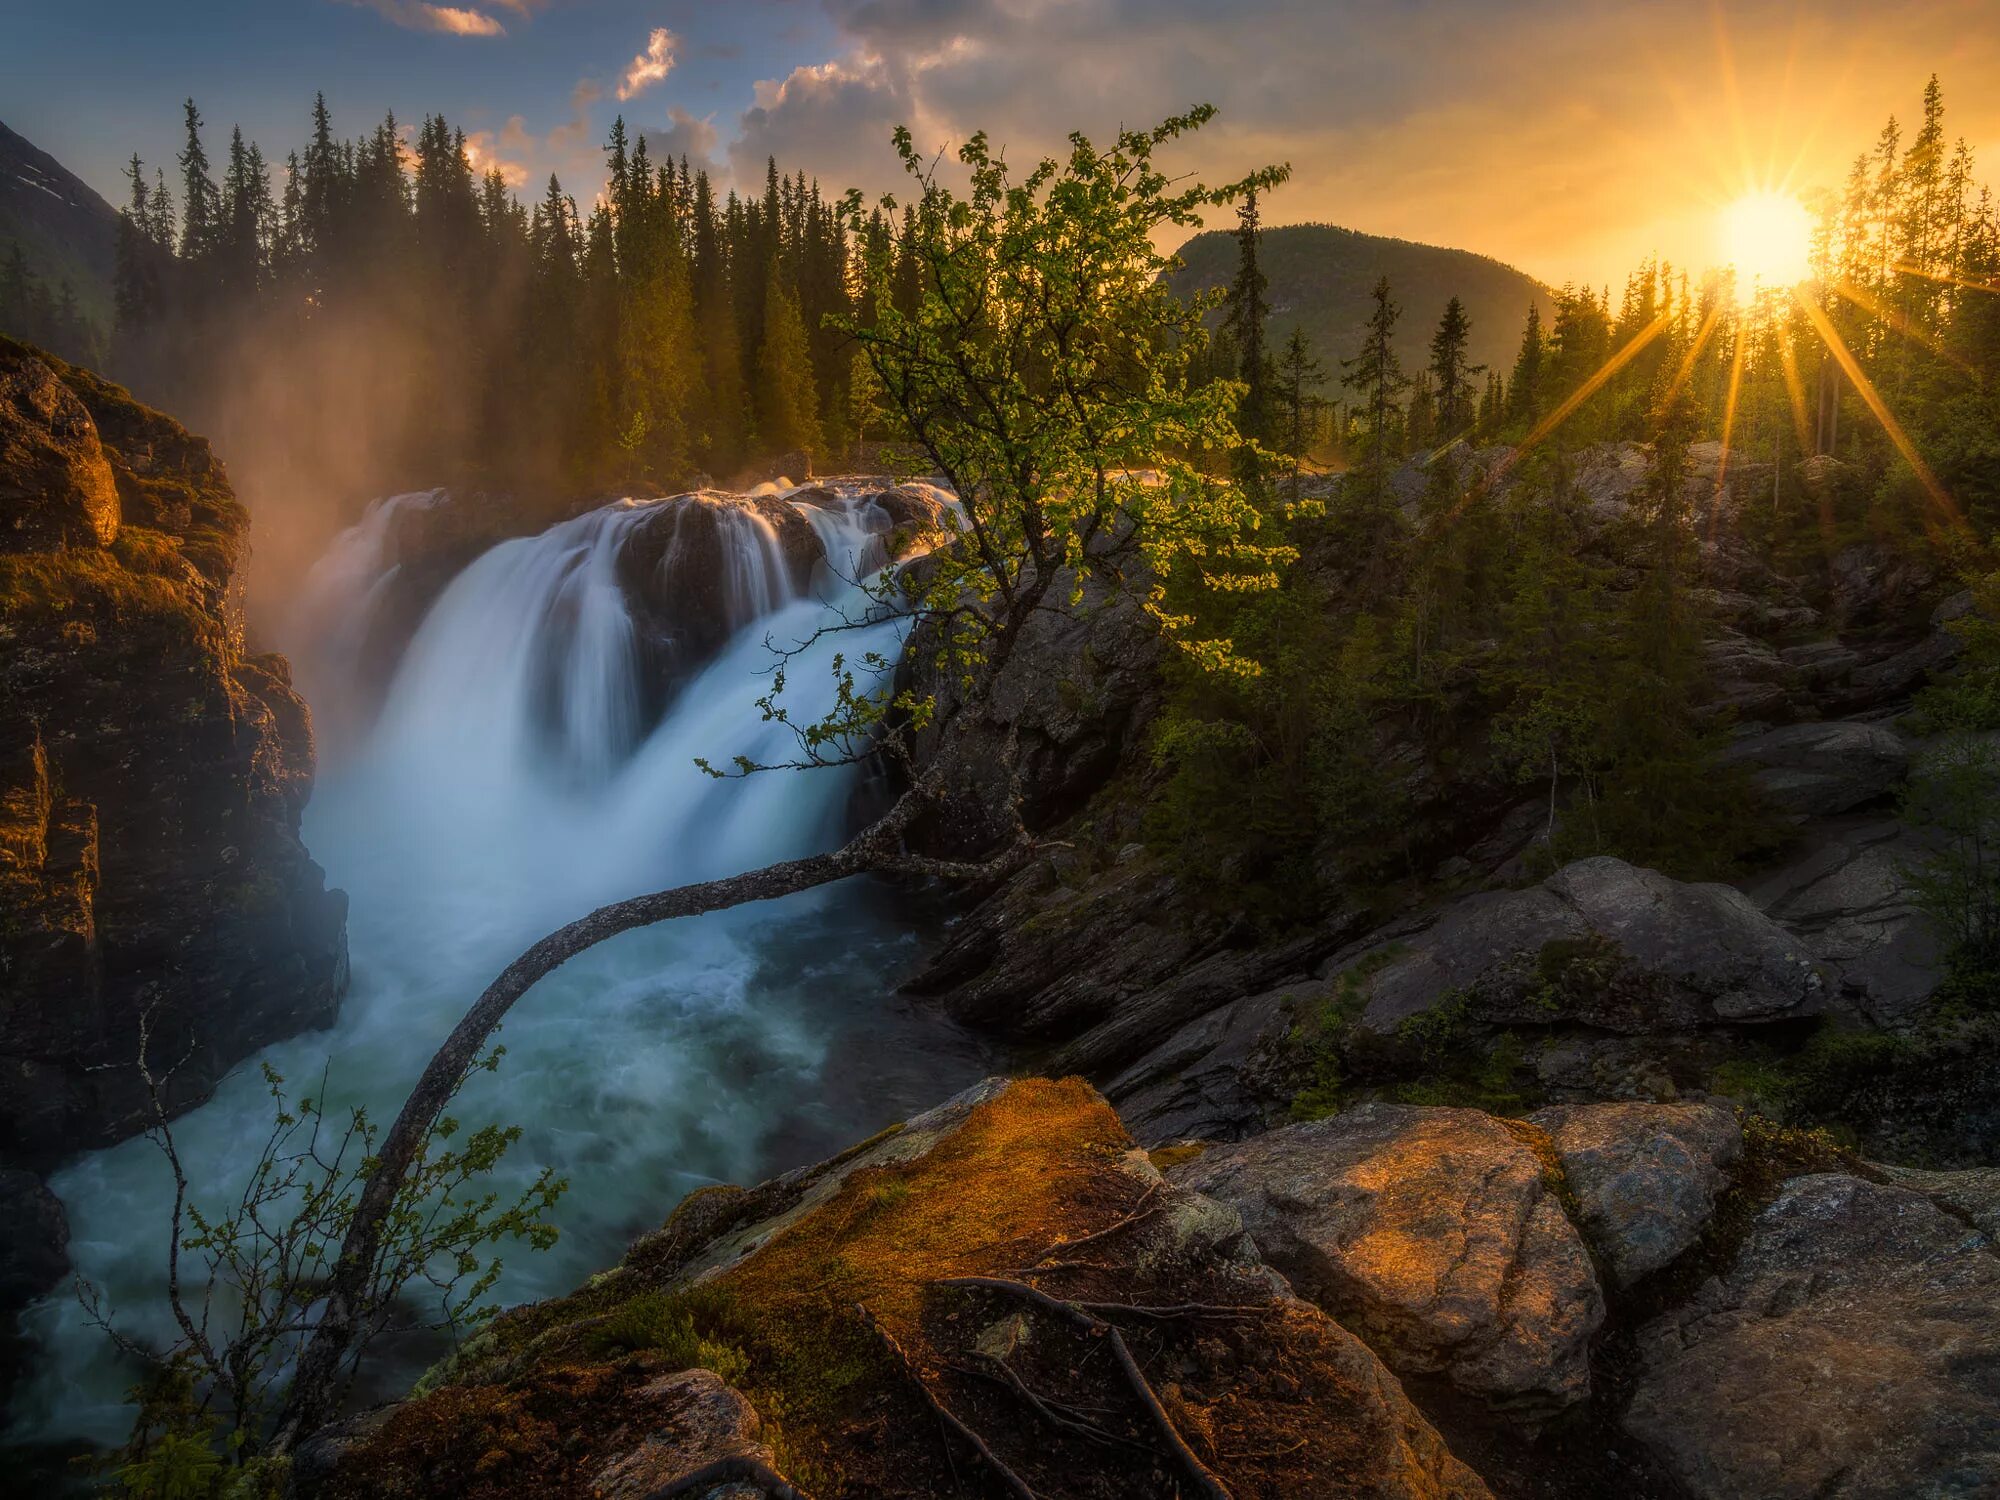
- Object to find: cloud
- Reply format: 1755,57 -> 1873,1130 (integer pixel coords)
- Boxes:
642,108 -> 723,176
618,27 -> 680,101
732,0 -> 2000,291
464,129 -> 531,188
339,0 -> 509,35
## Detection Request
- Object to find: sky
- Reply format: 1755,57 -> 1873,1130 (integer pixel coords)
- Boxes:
5,0 -> 1999,290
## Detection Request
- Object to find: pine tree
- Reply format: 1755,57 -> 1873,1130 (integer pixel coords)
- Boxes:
1340,276 -> 1409,494
755,261 -> 821,466
1223,187 -> 1272,442
1427,296 -> 1484,441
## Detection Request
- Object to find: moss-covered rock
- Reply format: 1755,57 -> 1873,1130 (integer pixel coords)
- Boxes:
314,1077 -> 1491,1499
0,336 -> 347,1175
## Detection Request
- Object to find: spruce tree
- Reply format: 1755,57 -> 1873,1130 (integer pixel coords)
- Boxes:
755,261 -> 821,466
1223,187 -> 1272,442
1427,296 -> 1484,440
1340,276 -> 1409,495
1506,302 -> 1545,428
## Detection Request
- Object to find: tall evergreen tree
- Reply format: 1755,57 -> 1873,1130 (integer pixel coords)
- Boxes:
1340,276 -> 1409,492
755,261 -> 821,465
1223,187 -> 1273,441
1427,296 -> 1484,441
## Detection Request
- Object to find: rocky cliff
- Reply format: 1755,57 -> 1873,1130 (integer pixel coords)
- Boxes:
0,338 -> 347,1203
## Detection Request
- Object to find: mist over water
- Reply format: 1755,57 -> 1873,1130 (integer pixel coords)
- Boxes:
12,483 -> 989,1447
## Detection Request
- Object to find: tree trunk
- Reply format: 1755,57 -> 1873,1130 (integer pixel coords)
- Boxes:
272,790 -> 1027,1451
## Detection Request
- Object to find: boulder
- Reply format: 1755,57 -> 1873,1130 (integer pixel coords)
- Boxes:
588,1367 -> 774,1500
1624,1173 -> 2000,1499
1719,720 -> 1910,818
1171,1102 -> 1605,1413
1527,1102 -> 1740,1286
1348,856 -> 1826,1035
1878,1164 -> 2000,1239
0,348 -> 117,550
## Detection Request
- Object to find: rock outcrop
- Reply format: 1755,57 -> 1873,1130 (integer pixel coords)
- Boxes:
1624,1172 -> 2000,1498
1746,818 -> 1940,1026
1348,856 -> 1827,1033
1718,719 -> 1911,819
0,338 -> 347,1171
308,1078 -> 1492,1499
1171,1103 -> 1606,1414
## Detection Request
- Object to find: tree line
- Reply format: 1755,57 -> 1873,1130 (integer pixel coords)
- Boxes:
110,96 -> 930,494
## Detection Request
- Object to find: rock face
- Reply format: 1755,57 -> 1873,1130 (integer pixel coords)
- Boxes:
1527,1102 -> 1740,1286
0,338 -> 347,1169
1718,719 -> 1910,819
314,1078 -> 1492,1499
1625,1173 -> 2000,1499
900,565 -> 1165,858
1171,1102 -> 1605,1413
1747,818 -> 1940,1026
1350,856 -> 1827,1034
0,352 -> 118,550
0,1168 -> 68,1310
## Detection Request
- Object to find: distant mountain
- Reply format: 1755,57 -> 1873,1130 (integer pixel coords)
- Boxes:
0,118 -> 120,332
1168,222 -> 1549,385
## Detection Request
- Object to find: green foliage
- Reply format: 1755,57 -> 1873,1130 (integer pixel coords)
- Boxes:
590,1284 -> 752,1386
89,1046 -> 567,1478
1710,1023 -> 1914,1128
1288,948 -> 1401,1120
1904,565 -> 2000,989
722,108 -> 1292,773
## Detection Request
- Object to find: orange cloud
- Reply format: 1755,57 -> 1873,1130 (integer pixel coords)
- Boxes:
618,28 -> 679,101
340,0 -> 507,36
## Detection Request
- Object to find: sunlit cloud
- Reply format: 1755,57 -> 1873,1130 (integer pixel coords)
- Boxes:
618,28 -> 680,101
338,0 -> 508,36
463,129 -> 530,188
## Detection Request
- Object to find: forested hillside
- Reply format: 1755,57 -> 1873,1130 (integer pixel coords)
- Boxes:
0,119 -> 118,367
1168,221 -> 1545,380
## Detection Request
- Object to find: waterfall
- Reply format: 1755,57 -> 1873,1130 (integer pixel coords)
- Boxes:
11,484 -> 988,1447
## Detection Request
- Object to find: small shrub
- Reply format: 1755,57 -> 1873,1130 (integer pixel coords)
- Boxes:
590,1285 -> 751,1386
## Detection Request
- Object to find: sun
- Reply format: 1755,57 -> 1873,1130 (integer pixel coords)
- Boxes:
1718,190 -> 1815,300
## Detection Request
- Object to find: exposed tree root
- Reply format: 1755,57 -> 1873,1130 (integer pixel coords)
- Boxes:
947,1354 -> 1153,1453
1023,1182 -> 1163,1267
931,1276 -> 1237,1500
860,1302 -> 1046,1500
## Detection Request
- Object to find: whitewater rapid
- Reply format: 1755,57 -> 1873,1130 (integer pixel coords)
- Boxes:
12,482 -> 988,1446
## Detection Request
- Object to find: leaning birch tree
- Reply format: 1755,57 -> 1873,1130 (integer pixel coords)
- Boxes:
260,106 -> 1290,1451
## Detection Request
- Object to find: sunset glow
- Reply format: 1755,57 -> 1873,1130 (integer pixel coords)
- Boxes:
1719,190 -> 1816,300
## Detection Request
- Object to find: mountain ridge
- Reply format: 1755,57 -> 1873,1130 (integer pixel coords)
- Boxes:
1168,220 -> 1551,382
0,117 -> 120,331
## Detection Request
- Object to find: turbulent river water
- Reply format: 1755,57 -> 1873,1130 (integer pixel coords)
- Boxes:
12,483 -> 992,1447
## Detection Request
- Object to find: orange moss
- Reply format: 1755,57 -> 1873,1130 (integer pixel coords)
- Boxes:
706,1077 -> 1131,1476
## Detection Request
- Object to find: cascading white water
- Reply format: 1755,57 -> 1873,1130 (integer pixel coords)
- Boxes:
11,484 -> 987,1447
